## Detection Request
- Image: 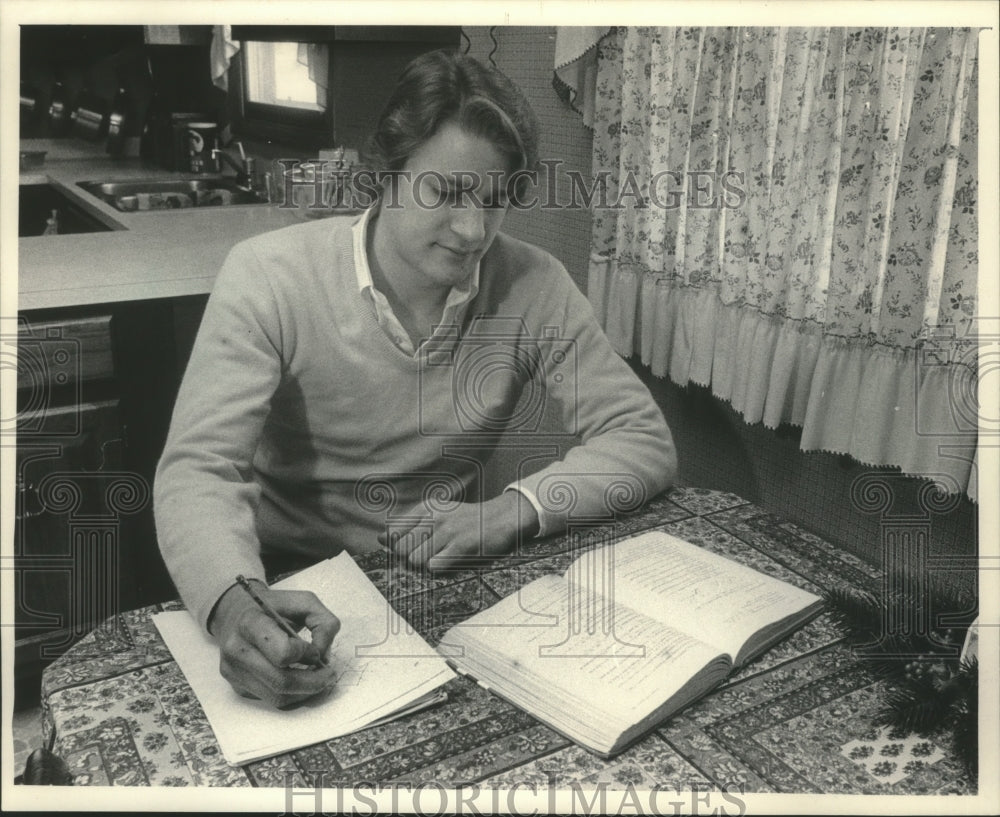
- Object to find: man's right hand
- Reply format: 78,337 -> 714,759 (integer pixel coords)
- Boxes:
208,581 -> 341,708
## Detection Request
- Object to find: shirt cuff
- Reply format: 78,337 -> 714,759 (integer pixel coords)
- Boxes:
504,484 -> 549,539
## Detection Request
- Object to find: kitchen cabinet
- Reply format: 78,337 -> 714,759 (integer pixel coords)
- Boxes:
13,297 -> 206,706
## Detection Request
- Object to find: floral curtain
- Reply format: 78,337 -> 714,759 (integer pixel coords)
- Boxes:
587,27 -> 980,500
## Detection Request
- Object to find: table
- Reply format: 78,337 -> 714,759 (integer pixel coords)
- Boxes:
40,487 -> 976,793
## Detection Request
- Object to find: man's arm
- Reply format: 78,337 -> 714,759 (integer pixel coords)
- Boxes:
154,240 -> 279,630
394,256 -> 675,569
511,265 -> 677,534
154,240 -> 340,705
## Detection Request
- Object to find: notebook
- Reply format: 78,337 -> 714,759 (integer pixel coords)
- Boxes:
152,552 -> 455,765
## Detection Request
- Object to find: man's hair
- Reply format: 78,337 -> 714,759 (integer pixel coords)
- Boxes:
362,50 -> 540,198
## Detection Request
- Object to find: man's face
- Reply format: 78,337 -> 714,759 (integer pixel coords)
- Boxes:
375,120 -> 512,293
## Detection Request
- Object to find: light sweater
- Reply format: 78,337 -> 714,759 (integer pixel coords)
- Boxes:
154,216 -> 677,631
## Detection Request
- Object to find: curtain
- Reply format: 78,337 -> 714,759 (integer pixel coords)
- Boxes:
210,25 -> 240,91
588,27 -> 980,500
297,43 -> 329,108
553,27 -> 611,127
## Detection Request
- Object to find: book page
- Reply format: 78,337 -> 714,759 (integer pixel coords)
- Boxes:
566,530 -> 822,662
446,573 -> 726,720
152,552 -> 455,765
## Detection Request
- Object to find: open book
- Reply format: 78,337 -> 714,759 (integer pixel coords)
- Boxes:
152,552 -> 455,765
439,530 -> 824,757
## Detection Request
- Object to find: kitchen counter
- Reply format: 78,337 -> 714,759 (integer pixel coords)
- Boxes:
16,139 -> 341,312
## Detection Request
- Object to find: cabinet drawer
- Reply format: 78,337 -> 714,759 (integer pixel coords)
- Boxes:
16,398 -> 120,440
17,314 -> 114,391
15,399 -> 124,518
14,398 -> 129,679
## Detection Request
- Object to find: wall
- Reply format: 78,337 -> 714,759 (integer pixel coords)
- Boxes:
640,365 -> 978,596
463,27 -> 594,291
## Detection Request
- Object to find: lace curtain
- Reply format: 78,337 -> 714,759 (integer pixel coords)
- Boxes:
587,27 -> 980,500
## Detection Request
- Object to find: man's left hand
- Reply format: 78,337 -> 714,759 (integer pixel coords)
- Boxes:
378,492 -> 540,571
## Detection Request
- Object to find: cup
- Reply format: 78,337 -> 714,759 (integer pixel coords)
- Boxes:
275,159 -> 356,217
185,122 -> 218,174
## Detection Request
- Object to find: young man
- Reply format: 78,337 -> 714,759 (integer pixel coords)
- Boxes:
154,51 -> 677,707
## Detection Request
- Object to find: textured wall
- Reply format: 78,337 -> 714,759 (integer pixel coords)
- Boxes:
637,363 -> 978,594
463,26 -> 595,291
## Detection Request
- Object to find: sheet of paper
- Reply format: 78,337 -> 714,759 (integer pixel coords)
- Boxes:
152,552 -> 455,765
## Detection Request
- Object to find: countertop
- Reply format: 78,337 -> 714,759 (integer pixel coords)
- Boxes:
16,139 -> 337,312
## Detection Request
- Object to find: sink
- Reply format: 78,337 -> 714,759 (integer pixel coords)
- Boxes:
77,178 -> 268,212
19,184 -> 116,237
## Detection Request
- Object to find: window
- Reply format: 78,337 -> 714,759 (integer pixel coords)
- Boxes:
244,41 -> 327,112
226,27 -> 462,151
229,39 -> 334,150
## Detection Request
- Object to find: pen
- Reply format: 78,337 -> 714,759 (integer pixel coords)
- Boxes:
235,575 -> 328,668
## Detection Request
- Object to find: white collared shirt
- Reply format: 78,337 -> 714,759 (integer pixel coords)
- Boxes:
351,207 -> 480,356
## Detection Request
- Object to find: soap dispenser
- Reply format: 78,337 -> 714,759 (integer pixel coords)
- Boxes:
42,209 -> 59,236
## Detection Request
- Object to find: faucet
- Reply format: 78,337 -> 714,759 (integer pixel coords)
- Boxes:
211,141 -> 258,193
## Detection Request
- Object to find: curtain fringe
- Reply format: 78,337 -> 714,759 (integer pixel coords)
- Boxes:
589,258 -> 978,502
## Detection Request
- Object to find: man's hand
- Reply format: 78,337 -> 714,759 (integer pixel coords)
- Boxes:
208,582 -> 341,708
379,491 -> 540,571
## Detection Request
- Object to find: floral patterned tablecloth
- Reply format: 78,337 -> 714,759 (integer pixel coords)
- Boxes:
40,487 -> 976,793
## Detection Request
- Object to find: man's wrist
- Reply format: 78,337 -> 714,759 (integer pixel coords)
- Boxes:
207,578 -> 266,636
